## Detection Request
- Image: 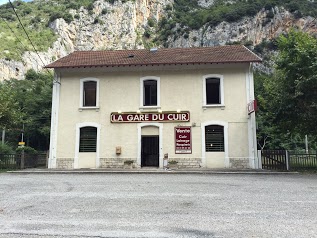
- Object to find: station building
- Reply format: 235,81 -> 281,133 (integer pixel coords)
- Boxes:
45,45 -> 262,169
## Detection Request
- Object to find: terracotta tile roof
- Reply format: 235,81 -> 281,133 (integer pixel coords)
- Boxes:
45,45 -> 262,68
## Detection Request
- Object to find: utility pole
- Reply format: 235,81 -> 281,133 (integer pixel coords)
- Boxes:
1,129 -> 5,145
305,135 -> 309,154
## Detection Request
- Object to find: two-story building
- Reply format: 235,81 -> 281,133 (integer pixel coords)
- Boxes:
45,45 -> 261,170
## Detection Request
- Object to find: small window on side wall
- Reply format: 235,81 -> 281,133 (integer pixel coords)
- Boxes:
79,127 -> 97,152
205,125 -> 224,152
83,81 -> 97,107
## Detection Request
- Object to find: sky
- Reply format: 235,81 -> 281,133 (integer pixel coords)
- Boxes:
0,0 -> 32,5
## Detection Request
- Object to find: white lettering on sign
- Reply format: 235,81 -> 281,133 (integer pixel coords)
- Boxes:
110,111 -> 190,123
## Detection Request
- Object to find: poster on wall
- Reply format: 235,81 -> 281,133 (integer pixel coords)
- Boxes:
175,126 -> 192,154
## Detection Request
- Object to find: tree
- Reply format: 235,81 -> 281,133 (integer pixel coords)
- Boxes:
273,30 -> 317,136
255,30 -> 317,150
0,70 -> 53,150
0,81 -> 22,129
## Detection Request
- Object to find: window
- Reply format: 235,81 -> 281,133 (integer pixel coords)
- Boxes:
144,80 -> 157,106
203,75 -> 224,106
206,78 -> 220,104
140,76 -> 160,108
83,81 -> 96,106
205,125 -> 224,152
79,127 -> 97,152
80,78 -> 99,108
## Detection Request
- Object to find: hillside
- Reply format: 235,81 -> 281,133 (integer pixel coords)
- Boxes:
0,0 -> 317,80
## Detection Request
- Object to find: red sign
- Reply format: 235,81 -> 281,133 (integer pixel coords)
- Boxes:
175,126 -> 192,154
111,111 -> 190,123
247,100 -> 257,115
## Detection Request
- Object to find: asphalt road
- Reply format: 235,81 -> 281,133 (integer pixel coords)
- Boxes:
0,173 -> 316,238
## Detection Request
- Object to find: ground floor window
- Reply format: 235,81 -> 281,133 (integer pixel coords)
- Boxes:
79,127 -> 97,152
205,125 -> 224,152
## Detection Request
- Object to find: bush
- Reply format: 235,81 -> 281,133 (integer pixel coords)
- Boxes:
147,17 -> 155,27
16,146 -> 37,155
0,143 -> 14,154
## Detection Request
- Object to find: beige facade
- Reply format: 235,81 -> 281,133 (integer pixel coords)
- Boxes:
48,62 -> 259,170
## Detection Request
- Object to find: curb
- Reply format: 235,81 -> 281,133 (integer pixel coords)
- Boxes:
6,169 -> 299,175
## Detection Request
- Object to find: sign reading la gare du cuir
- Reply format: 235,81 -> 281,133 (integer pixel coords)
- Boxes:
111,111 -> 190,123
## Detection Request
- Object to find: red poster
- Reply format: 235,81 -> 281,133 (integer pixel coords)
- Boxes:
175,126 -> 192,154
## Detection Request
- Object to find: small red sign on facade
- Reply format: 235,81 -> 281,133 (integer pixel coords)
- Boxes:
247,100 -> 257,115
175,126 -> 192,154
111,111 -> 190,123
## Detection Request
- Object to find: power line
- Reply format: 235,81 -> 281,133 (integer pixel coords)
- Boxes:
1,17 -> 27,53
8,0 -> 57,83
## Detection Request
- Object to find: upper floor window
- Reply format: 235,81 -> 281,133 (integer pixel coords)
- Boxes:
140,76 -> 160,108
80,78 -> 99,108
83,81 -> 96,106
79,126 -> 97,152
203,75 -> 224,107
205,125 -> 224,152
144,80 -> 157,106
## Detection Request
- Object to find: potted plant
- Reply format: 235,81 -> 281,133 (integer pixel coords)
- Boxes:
123,160 -> 134,169
168,160 -> 178,169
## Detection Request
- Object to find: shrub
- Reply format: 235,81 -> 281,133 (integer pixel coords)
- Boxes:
0,143 -> 14,154
16,146 -> 37,155
147,17 -> 155,27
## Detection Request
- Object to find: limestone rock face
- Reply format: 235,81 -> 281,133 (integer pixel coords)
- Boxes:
168,7 -> 317,48
0,0 -> 173,80
0,1 -> 316,81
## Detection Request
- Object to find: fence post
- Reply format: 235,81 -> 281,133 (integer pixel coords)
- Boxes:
257,150 -> 262,169
285,150 -> 290,171
20,150 -> 25,170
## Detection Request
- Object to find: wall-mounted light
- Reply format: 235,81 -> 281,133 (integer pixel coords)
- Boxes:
177,109 -> 181,113
118,110 -> 122,114
137,110 -> 141,113
158,109 -> 162,113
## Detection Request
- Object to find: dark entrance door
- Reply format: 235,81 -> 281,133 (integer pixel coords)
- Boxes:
141,136 -> 159,167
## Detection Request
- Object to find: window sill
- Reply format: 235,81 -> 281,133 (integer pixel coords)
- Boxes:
203,104 -> 225,108
139,106 -> 161,111
79,107 -> 100,112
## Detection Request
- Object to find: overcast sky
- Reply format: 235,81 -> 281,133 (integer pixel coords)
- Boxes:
0,0 -> 32,5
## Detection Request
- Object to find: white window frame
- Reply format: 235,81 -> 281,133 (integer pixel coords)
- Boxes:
79,78 -> 100,109
201,121 -> 229,168
74,122 -> 101,169
202,74 -> 225,107
140,76 -> 160,109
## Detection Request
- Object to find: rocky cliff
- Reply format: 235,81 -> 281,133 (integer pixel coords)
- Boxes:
0,0 -> 316,81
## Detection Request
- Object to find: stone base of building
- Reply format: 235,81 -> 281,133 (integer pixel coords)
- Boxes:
56,158 -> 74,169
229,157 -> 250,169
167,158 -> 201,169
100,158 -> 140,169
54,157 -> 252,169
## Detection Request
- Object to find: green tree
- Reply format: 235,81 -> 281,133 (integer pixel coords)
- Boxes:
0,81 -> 22,129
255,30 -> 317,149
272,30 -> 317,136
1,70 -> 53,150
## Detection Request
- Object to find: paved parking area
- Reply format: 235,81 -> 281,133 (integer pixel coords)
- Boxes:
0,173 -> 316,238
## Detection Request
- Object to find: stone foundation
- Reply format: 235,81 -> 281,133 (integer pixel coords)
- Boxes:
100,158 -> 139,169
229,157 -> 250,169
168,158 -> 201,169
56,158 -> 74,169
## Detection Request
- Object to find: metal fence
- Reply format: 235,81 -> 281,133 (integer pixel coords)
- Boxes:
0,152 -> 47,170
